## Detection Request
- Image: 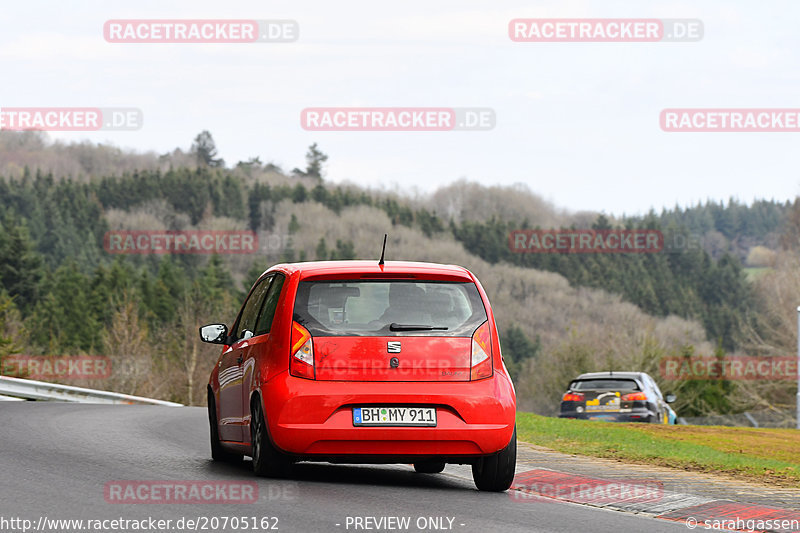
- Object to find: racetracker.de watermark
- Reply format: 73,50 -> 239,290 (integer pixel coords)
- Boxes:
317,358 -> 472,380
300,107 -> 495,131
104,19 -> 298,43
511,469 -> 663,504
509,18 -> 703,42
509,229 -> 663,254
104,230 -> 258,254
660,356 -> 798,381
661,108 -> 800,132
1,355 -> 111,380
0,108 -> 142,131
104,481 -> 258,504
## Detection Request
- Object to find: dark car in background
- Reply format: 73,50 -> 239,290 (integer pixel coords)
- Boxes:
558,371 -> 676,424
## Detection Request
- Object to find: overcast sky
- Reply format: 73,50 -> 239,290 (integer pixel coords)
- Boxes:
1,1 -> 798,216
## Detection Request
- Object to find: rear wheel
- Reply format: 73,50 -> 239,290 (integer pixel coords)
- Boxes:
472,427 -> 516,492
207,390 -> 242,463
251,398 -> 292,477
414,461 -> 446,474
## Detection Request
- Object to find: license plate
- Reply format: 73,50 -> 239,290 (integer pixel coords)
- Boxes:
586,403 -> 620,412
585,392 -> 621,412
353,407 -> 437,427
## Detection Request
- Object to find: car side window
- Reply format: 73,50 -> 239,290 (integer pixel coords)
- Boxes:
254,274 -> 285,336
234,276 -> 274,340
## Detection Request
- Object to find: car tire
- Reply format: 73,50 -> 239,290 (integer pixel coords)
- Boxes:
251,397 -> 292,477
472,426 -> 516,492
207,390 -> 242,463
414,461 -> 446,474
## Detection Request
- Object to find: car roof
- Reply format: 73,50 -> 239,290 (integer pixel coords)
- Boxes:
573,371 -> 646,380
266,260 -> 475,281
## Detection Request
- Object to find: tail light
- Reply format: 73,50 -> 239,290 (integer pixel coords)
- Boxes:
622,392 -> 647,401
290,321 -> 315,379
562,392 -> 584,402
470,321 -> 493,381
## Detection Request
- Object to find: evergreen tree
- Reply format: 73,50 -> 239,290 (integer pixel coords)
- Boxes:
190,130 -> 224,168
0,216 -> 43,312
500,324 -> 541,381
29,261 -> 100,353
304,143 -> 328,180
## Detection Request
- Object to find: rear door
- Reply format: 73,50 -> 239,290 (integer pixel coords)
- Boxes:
218,276 -> 273,442
241,273 -> 285,445
293,280 -> 487,381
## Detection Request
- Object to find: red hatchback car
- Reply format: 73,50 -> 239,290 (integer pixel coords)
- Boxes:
201,260 -> 517,491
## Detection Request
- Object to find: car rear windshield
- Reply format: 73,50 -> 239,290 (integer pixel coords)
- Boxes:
293,280 -> 487,337
570,379 -> 640,391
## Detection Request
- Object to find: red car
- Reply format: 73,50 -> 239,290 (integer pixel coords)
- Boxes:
201,260 -> 517,491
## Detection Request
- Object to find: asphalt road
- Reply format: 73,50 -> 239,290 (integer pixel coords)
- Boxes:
0,403 -> 690,533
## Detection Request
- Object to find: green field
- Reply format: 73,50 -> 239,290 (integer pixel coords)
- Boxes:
517,413 -> 800,486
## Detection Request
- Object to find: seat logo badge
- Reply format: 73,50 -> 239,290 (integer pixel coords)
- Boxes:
387,341 -> 401,353
390,357 -> 400,368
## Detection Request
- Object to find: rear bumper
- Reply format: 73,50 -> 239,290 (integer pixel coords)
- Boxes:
260,371 -> 516,459
559,407 -> 657,422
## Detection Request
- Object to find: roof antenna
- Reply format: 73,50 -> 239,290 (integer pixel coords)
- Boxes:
378,234 -> 387,266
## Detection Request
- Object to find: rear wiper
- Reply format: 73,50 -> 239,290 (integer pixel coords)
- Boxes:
389,323 -> 449,331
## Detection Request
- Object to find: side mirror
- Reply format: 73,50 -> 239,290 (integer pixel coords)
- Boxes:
665,393 -> 677,404
200,324 -> 228,345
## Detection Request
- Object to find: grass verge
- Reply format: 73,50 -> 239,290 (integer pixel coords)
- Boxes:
516,412 -> 800,486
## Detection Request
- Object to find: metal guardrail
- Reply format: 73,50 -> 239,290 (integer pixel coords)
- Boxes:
0,376 -> 183,406
0,393 -> 25,402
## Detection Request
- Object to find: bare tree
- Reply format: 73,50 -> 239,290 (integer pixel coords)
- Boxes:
103,292 -> 152,396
